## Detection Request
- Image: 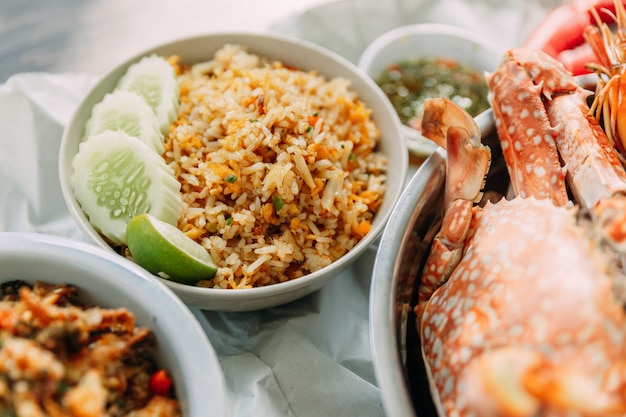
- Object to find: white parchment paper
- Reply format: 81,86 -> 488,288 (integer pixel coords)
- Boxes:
0,0 -> 567,415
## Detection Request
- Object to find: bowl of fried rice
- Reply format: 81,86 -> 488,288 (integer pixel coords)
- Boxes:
59,32 -> 407,311
0,232 -> 228,417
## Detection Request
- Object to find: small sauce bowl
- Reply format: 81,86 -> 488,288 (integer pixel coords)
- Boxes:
358,23 -> 502,160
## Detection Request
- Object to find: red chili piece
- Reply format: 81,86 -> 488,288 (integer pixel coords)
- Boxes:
149,369 -> 173,396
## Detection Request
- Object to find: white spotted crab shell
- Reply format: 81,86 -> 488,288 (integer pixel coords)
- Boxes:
421,196 -> 626,416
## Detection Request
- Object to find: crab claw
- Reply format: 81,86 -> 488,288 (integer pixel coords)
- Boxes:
422,98 -> 492,212
546,88 -> 626,210
486,54 -> 569,207
503,48 -> 580,99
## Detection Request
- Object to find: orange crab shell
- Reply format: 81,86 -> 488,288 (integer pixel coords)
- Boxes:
420,196 -> 626,416
485,51 -> 570,208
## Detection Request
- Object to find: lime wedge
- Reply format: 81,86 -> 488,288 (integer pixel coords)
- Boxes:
126,213 -> 218,284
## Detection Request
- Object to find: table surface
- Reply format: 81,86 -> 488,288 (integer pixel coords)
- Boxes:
0,0 -> 331,83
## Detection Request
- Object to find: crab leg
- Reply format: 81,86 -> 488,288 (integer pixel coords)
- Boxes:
546,89 -> 626,209
415,198 -> 474,322
415,98 -> 490,322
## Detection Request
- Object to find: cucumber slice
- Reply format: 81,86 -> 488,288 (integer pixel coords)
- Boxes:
84,90 -> 164,154
71,130 -> 182,245
116,55 -> 180,135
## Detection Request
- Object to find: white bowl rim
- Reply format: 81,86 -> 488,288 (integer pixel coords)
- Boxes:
0,231 -> 228,416
58,30 -> 408,309
357,22 -> 502,74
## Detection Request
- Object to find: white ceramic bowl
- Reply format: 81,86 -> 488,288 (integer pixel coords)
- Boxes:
0,232 -> 228,417
358,23 -> 502,157
59,31 -> 407,311
370,110 -> 496,417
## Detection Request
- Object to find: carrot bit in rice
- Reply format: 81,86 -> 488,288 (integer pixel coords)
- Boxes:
355,220 -> 372,236
184,226 -> 205,241
159,44 -> 387,288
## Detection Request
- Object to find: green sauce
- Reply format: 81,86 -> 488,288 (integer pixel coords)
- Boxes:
375,56 -> 490,130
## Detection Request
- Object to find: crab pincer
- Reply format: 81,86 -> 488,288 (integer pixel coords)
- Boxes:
485,49 -> 570,207
420,97 -> 491,212
415,98 -> 490,322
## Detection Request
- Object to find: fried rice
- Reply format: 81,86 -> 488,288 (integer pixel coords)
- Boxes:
163,44 -> 388,289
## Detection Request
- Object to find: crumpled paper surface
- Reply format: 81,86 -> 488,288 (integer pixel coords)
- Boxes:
0,0 -> 567,415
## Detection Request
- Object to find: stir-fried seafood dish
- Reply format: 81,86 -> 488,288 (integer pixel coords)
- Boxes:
0,280 -> 180,417
414,0 -> 626,415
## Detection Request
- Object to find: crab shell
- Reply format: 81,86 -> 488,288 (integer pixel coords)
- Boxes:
420,196 -> 626,416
